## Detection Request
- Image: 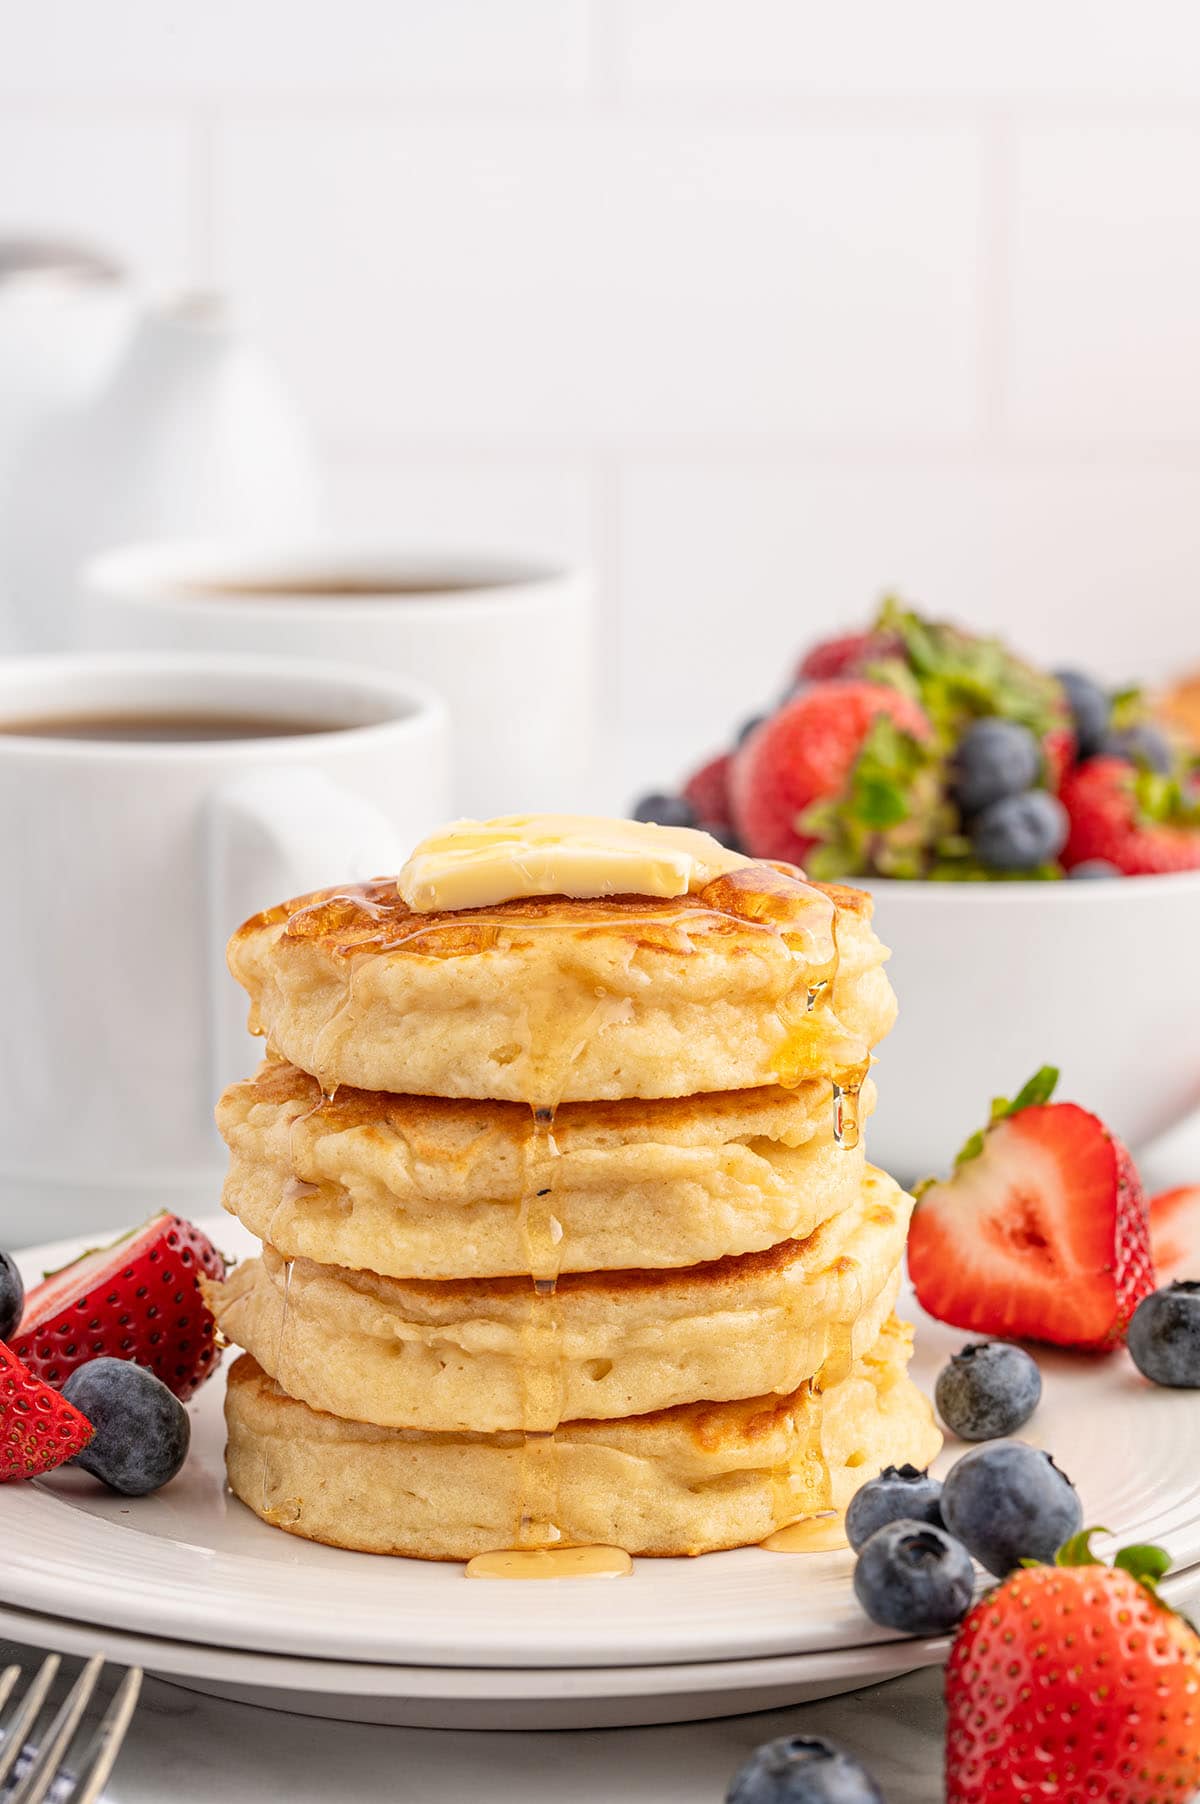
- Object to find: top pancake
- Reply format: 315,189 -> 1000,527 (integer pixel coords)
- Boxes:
227,862 -> 896,1104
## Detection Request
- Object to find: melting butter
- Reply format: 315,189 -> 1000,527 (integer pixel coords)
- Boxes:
397,814 -> 749,912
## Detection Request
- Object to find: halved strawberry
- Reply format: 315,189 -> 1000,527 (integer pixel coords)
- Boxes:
0,1342 -> 93,1481
13,1213 -> 226,1401
909,1069 -> 1156,1351
1148,1185 -> 1200,1283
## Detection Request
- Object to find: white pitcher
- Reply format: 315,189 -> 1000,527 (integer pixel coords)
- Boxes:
0,291 -> 321,651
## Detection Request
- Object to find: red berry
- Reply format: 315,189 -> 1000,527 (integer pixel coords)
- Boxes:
796,629 -> 898,683
14,1213 -> 226,1401
945,1551 -> 1200,1804
730,681 -> 931,865
1061,756 -> 1200,874
910,1100 -> 1155,1351
0,1342 -> 93,1481
1041,723 -> 1074,791
681,753 -> 734,834
1148,1184 -> 1200,1283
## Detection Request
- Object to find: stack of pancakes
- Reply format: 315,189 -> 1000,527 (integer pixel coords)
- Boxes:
208,853 -> 940,1560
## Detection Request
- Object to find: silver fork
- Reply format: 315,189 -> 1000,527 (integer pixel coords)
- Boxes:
0,1655 -> 142,1804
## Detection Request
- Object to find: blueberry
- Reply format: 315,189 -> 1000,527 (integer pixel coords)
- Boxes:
952,718 -> 1041,818
845,1464 -> 944,1552
935,1343 -> 1042,1442
62,1358 -> 190,1497
630,793 -> 698,829
1068,859 -> 1121,879
1055,670 -> 1110,760
940,1441 -> 1082,1577
698,820 -> 742,851
971,790 -> 1068,871
1127,1283 -> 1200,1389
737,713 -> 768,746
726,1735 -> 884,1804
0,1251 -> 24,1343
852,1520 -> 975,1637
1097,723 -> 1173,774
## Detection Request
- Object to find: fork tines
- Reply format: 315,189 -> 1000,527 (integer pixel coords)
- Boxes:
0,1653 -> 142,1804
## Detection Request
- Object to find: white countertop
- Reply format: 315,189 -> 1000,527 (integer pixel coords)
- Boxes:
0,1643 -> 945,1804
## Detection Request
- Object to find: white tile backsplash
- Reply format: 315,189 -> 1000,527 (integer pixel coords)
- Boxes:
326,459 -> 595,565
0,0 -> 589,96
619,460 -> 1200,758
618,0 -> 1200,100
0,117 -> 193,283
212,116 -> 982,446
1009,123 -> 1200,444
4,4 -> 1200,757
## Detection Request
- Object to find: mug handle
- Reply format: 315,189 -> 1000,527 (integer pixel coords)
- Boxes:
206,766 -> 405,1099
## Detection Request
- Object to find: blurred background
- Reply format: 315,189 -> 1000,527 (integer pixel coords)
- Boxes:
3,1 -> 1200,785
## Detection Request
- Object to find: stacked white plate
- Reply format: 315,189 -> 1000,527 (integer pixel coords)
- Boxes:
5,1219 -> 1199,1730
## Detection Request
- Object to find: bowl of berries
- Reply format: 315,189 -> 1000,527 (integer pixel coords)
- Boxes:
634,601 -> 1200,1182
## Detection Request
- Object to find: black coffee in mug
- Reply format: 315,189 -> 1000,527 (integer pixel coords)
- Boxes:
0,711 -> 342,743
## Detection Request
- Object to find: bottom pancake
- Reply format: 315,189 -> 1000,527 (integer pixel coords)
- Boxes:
223,1314 -> 941,1560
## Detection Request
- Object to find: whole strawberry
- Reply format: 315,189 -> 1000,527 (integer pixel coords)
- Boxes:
1062,757 -> 1200,875
682,752 -> 735,839
0,1342 -> 93,1481
730,680 -> 935,877
945,1532 -> 1200,1804
14,1212 -> 226,1401
795,628 -> 899,683
909,1067 -> 1156,1351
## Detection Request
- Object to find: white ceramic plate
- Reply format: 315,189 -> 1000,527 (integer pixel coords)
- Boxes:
6,1220 -> 1200,1676
0,1597 -> 944,1731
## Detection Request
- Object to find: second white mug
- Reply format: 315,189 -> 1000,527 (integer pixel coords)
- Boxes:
85,540 -> 595,818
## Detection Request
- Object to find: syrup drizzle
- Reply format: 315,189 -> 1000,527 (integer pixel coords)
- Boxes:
258,1256 -> 295,1523
514,1104 -> 567,1549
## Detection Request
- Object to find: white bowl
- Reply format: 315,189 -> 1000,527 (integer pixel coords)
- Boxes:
862,872 -> 1200,1186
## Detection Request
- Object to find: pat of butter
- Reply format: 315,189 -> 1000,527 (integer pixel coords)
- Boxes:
397,814 -> 750,912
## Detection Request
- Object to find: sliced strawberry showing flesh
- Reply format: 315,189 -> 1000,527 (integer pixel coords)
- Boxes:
1148,1185 -> 1200,1283
13,1213 -> 226,1401
909,1103 -> 1155,1351
0,1341 -> 93,1481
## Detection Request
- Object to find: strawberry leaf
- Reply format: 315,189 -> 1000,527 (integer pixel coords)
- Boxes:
1113,1543 -> 1172,1591
1007,1066 -> 1061,1114
1055,1527 -> 1111,1568
945,1066 -> 1060,1172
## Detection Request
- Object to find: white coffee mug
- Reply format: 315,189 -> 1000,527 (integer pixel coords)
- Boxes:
84,541 -> 595,817
0,653 -> 449,1242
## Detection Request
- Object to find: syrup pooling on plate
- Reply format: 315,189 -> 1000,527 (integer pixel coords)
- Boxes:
761,1512 -> 850,1554
465,1546 -> 633,1580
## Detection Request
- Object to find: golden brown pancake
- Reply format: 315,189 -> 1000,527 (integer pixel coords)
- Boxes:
218,1060 -> 876,1278
222,1315 -> 942,1559
207,1168 -> 911,1431
226,864 -> 895,1104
